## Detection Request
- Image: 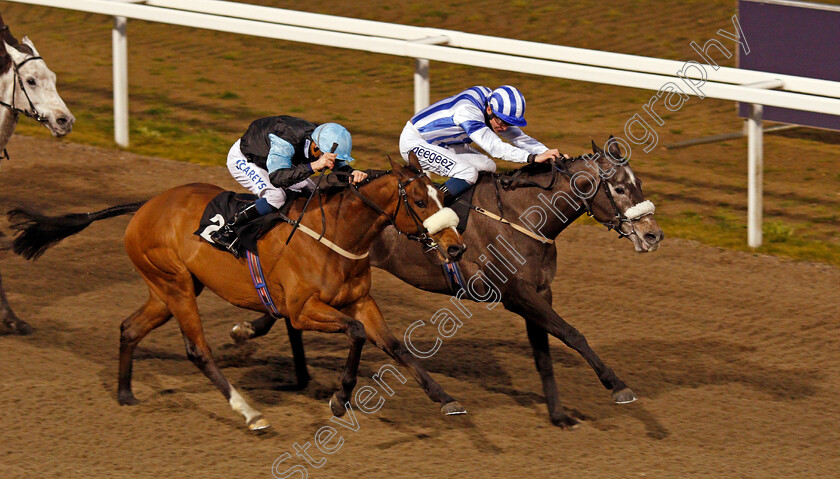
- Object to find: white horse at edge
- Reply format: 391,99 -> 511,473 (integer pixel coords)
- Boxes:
0,13 -> 75,335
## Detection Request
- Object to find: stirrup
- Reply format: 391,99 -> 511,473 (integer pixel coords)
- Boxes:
210,226 -> 242,258
226,238 -> 243,259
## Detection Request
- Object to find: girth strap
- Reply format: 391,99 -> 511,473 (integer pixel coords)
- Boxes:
245,251 -> 282,318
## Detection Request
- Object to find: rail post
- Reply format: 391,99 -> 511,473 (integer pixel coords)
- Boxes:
112,15 -> 129,147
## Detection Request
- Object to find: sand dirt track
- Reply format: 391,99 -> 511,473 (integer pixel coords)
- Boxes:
1,135 -> 838,478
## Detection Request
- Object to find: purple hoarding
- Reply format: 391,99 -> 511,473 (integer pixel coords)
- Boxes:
737,0 -> 840,130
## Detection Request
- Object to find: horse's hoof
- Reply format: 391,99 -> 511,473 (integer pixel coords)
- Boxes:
441,401 -> 467,415
118,393 -> 140,406
230,323 -> 255,344
247,416 -> 271,432
330,394 -> 346,417
612,388 -> 637,404
550,414 -> 581,429
5,320 -> 34,336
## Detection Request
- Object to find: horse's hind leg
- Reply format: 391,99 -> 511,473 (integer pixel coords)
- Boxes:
346,296 -> 465,415
284,317 -> 311,388
118,293 -> 173,405
165,288 -> 269,431
179,331 -> 268,430
0,269 -> 33,335
230,314 -> 309,389
230,313 -> 277,343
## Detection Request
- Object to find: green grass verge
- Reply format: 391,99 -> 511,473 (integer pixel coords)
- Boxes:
14,114 -> 231,166
660,211 -> 840,267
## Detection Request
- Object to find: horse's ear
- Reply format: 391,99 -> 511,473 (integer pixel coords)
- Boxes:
388,154 -> 404,175
21,36 -> 38,55
606,139 -> 623,161
4,39 -> 25,62
591,139 -> 603,155
407,150 -> 423,173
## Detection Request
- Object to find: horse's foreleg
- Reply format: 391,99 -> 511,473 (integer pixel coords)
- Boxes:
118,294 -> 173,405
346,296 -> 465,416
0,269 -> 33,335
294,298 -> 366,418
230,313 -> 278,343
505,283 -> 636,418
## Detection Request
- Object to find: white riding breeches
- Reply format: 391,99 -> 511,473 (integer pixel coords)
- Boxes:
399,121 -> 496,184
227,139 -> 314,208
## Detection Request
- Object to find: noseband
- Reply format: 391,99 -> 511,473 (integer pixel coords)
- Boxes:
0,54 -> 47,123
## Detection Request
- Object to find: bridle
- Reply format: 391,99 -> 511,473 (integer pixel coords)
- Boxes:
349,166 -> 443,249
0,54 -> 47,123
555,156 -> 655,239
500,155 -> 652,239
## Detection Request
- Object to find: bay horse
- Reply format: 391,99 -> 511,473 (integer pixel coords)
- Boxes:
233,139 -> 664,428
9,153 -> 467,431
0,12 -> 74,335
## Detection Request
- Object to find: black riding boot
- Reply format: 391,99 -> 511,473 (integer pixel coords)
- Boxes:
210,202 -> 262,258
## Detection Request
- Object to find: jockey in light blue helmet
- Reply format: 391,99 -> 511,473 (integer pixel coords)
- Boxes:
210,116 -> 367,258
487,85 -> 528,127
311,122 -> 355,163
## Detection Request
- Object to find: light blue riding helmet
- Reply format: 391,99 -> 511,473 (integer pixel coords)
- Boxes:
311,122 -> 355,162
488,85 -> 527,127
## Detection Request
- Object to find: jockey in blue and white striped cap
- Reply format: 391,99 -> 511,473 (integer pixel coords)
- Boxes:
488,85 -> 528,127
399,85 -> 564,204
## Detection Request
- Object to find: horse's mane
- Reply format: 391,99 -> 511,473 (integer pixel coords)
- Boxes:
0,22 -> 35,76
0,25 -> 33,55
487,156 -> 572,183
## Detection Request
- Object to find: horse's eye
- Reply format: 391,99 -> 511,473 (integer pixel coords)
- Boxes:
26,78 -> 36,86
615,186 -> 626,195
415,200 -> 427,208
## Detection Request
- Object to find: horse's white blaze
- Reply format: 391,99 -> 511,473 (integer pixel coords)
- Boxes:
624,200 -> 655,220
423,208 -> 459,235
427,185 -> 444,209
229,386 -> 261,423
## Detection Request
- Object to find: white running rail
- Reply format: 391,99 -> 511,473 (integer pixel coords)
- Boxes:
7,0 -> 840,247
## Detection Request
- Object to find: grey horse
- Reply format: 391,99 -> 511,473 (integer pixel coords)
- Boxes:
0,12 -> 74,335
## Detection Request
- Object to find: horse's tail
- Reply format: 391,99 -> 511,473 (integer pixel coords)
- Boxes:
8,201 -> 147,260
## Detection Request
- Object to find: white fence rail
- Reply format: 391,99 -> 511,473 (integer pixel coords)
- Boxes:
7,0 -> 840,247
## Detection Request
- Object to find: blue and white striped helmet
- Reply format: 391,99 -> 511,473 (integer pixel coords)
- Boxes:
311,122 -> 355,162
488,85 -> 527,127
